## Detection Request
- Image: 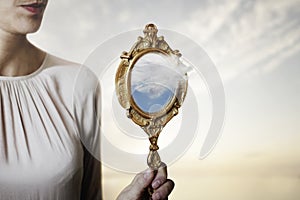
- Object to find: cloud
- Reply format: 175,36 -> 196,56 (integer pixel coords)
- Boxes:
130,53 -> 188,114
175,0 -> 300,80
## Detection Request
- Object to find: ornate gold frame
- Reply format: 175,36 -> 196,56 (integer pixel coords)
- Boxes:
115,24 -> 188,169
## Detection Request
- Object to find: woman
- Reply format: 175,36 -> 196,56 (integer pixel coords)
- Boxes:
0,0 -> 174,199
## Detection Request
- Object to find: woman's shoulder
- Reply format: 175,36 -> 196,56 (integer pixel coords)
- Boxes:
42,53 -> 100,101
43,53 -> 99,87
43,53 -> 81,74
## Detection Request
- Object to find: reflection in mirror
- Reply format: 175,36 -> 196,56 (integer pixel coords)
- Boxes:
130,53 -> 185,114
131,83 -> 173,114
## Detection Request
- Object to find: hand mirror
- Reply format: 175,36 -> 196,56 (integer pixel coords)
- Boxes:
115,24 -> 188,170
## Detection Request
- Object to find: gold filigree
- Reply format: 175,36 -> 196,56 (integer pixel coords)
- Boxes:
115,23 -> 188,171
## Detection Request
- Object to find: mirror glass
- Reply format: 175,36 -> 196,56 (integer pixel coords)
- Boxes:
130,52 -> 183,114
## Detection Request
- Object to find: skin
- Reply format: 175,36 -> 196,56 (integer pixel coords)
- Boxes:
0,0 -> 47,76
0,1 -> 174,199
117,163 -> 175,200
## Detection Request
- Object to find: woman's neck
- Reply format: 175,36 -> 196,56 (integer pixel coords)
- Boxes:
0,29 -> 45,77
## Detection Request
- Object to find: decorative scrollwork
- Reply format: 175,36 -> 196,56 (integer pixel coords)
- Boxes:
122,24 -> 182,60
115,23 -> 188,171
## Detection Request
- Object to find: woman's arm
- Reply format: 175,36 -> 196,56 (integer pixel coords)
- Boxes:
80,146 -> 102,200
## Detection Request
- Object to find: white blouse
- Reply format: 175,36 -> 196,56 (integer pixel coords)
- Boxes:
0,54 -> 102,200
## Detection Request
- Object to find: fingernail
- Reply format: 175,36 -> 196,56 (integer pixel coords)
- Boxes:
152,180 -> 161,189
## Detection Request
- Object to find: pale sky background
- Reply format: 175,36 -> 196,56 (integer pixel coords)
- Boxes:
29,0 -> 300,199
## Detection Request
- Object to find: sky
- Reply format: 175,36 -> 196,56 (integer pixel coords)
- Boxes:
29,0 -> 300,199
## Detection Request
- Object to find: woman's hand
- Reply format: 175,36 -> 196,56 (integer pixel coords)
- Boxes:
117,163 -> 175,200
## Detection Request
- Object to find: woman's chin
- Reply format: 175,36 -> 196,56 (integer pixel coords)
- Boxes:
15,21 -> 43,35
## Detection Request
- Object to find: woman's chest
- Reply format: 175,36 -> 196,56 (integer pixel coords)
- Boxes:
0,79 -> 83,186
